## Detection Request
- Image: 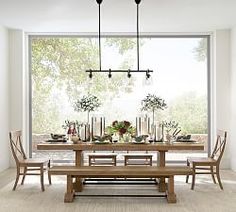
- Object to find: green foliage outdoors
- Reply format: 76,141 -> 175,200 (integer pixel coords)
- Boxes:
166,92 -> 207,134
31,37 -> 207,135
144,92 -> 207,135
32,37 -> 135,133
193,38 -> 207,62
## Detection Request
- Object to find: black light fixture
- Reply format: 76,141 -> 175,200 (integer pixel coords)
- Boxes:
86,0 -> 153,79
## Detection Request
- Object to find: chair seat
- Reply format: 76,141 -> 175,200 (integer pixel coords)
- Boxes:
19,158 -> 49,166
187,157 -> 217,165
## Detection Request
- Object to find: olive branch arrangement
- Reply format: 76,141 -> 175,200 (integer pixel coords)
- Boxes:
74,94 -> 101,123
141,94 -> 167,126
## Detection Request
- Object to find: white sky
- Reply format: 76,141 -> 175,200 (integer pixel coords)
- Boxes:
96,37 -> 207,124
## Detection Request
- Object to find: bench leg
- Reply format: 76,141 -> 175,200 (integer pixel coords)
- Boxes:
64,175 -> 75,203
159,178 -> 167,192
166,176 -> 176,203
73,178 -> 83,192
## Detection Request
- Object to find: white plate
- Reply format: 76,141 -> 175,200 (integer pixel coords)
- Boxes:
132,141 -> 146,144
94,140 -> 110,144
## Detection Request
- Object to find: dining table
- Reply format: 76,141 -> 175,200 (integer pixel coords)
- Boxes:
37,141 -> 204,192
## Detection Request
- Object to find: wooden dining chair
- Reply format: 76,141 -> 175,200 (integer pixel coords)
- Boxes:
9,130 -> 51,191
186,130 -> 227,190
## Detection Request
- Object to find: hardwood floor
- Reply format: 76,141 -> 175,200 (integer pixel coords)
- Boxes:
0,168 -> 236,212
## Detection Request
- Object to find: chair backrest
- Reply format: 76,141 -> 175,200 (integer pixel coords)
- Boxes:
9,130 -> 27,166
210,130 -> 227,164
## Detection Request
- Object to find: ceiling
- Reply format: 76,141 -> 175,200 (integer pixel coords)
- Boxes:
0,0 -> 236,33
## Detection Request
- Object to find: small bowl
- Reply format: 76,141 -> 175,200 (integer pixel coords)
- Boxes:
71,136 -> 80,143
51,133 -> 66,140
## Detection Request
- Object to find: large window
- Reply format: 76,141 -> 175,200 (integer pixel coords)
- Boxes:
30,35 -> 209,162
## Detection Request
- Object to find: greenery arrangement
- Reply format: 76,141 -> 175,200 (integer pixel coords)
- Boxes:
62,120 -> 82,135
74,94 -> 101,123
141,94 -> 167,125
106,120 -> 136,136
162,120 -> 181,137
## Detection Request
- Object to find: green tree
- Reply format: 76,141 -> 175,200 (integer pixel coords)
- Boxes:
168,92 -> 207,134
31,37 -> 137,133
194,38 -> 207,62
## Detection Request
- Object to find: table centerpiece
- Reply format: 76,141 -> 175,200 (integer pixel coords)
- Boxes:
106,120 -> 136,142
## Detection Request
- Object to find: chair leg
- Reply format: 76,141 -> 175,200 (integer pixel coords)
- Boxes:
191,164 -> 196,190
216,165 -> 223,190
40,166 -> 45,192
48,170 -> 52,185
13,167 -> 20,191
47,161 -> 52,185
21,167 -> 27,185
186,160 -> 190,183
210,166 -> 216,184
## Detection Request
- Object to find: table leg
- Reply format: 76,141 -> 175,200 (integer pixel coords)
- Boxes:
166,176 -> 176,203
74,150 -> 83,192
64,175 -> 74,203
158,151 -> 167,192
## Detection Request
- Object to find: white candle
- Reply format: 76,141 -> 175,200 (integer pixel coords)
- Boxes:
141,119 -> 147,135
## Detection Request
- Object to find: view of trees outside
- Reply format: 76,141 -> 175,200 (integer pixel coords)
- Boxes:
31,36 -> 208,161
31,36 -> 207,134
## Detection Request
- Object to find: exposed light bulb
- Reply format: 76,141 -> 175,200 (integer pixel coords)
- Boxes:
142,72 -> 153,86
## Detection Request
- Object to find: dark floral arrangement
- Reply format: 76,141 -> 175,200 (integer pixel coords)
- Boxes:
62,120 -> 82,135
106,120 -> 136,136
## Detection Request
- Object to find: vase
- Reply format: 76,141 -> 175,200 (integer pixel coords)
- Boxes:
166,133 -> 172,144
119,134 -> 124,143
123,133 -> 131,142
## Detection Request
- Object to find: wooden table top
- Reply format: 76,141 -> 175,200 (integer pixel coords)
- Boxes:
37,141 -> 204,151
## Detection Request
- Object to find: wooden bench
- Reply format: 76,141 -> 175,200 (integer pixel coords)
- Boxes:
88,153 -> 117,166
49,166 -> 192,203
123,154 -> 153,166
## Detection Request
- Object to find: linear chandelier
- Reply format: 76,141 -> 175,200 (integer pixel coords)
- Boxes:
86,0 -> 153,79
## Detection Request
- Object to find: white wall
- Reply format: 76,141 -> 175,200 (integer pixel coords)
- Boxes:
214,29 -> 231,169
8,29 -> 25,166
0,26 -> 10,172
9,29 -> 24,131
3,29 -> 234,170
230,27 -> 236,171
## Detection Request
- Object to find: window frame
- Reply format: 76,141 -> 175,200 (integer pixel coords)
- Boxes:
27,33 -> 212,161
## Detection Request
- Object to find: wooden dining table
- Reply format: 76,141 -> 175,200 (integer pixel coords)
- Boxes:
37,141 -> 204,192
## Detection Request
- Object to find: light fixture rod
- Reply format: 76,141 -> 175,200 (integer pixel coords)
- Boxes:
86,70 -> 153,73
87,0 -> 154,79
136,1 -> 140,71
98,1 -> 102,71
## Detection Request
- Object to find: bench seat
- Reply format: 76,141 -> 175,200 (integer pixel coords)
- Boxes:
49,166 -> 192,203
88,153 -> 117,166
123,154 -> 153,166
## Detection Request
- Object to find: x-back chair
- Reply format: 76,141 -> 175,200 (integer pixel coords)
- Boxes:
9,130 -> 51,191
186,130 -> 227,190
